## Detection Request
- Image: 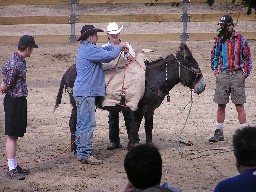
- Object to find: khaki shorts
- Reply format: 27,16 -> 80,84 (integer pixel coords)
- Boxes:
213,70 -> 246,105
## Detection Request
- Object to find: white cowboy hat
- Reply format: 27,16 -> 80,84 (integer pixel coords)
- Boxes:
106,22 -> 123,34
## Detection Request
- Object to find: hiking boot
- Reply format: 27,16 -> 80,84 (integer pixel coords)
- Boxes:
209,129 -> 224,142
6,168 -> 25,180
16,165 -> 30,175
78,156 -> 103,165
106,142 -> 122,150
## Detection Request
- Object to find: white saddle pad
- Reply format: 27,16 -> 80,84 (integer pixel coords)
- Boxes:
102,53 -> 146,111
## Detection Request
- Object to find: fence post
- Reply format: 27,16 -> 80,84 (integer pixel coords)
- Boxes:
180,0 -> 190,43
69,0 -> 78,43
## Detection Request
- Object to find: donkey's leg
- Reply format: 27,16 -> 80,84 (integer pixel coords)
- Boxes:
144,111 -> 154,145
69,94 -> 77,154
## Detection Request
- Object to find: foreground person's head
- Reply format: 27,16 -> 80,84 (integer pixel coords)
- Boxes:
233,126 -> 256,171
124,144 -> 162,189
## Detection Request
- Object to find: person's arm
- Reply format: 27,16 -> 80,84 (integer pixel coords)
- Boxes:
87,45 -> 121,63
241,37 -> 252,78
211,38 -> 220,77
87,43 -> 128,63
1,58 -> 18,93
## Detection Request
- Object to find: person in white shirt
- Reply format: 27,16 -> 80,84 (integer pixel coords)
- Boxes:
102,22 -> 139,150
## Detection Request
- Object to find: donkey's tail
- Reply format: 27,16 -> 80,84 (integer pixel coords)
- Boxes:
54,74 -> 66,112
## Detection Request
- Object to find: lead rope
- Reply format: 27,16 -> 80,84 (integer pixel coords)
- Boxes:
105,53 -> 122,87
119,57 -> 133,106
0,135 -> 80,168
174,55 -> 200,146
178,90 -> 194,146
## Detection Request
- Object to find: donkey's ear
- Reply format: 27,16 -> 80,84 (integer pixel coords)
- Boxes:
182,43 -> 192,58
180,43 -> 188,53
180,43 -> 188,58
181,42 -> 186,47
181,42 -> 189,51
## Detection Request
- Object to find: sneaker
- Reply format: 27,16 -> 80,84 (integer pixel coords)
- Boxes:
209,129 -> 224,142
106,142 -> 122,150
6,168 -> 25,180
78,156 -> 103,165
16,165 -> 30,175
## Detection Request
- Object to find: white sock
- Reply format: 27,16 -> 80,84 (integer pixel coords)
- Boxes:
240,123 -> 248,129
14,157 -> 18,168
7,159 -> 16,171
216,123 -> 224,130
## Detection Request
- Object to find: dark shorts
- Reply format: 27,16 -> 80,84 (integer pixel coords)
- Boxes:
213,70 -> 246,105
4,95 -> 27,137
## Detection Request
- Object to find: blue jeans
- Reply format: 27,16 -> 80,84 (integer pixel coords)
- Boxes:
74,96 -> 96,159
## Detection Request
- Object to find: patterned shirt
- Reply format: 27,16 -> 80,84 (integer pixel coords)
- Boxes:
2,52 -> 28,97
211,31 -> 252,78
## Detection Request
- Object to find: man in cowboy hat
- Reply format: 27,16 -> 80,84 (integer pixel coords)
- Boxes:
209,15 -> 252,142
102,22 -> 139,150
73,24 -> 128,165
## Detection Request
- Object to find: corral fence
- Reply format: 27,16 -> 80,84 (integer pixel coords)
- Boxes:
0,0 -> 255,44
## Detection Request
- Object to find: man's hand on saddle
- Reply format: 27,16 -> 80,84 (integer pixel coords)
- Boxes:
119,42 -> 129,53
119,42 -> 133,60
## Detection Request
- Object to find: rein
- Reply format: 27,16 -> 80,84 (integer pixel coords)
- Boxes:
178,89 -> 194,146
173,55 -> 203,146
0,135 -> 80,168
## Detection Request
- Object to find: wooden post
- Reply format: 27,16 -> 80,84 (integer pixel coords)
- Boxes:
180,0 -> 190,42
69,0 -> 78,43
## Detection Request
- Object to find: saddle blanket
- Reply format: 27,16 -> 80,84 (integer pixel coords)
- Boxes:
102,53 -> 146,111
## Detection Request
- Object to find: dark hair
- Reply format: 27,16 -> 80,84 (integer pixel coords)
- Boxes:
124,144 -> 162,189
18,35 -> 38,51
18,45 -> 32,51
233,126 -> 256,167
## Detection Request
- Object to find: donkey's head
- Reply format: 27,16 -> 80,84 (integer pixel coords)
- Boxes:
176,43 -> 206,94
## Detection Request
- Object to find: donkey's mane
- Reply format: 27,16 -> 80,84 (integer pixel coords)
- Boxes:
147,57 -> 164,66
146,52 -> 177,70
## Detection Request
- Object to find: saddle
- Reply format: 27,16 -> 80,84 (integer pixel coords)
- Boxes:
102,53 -> 147,111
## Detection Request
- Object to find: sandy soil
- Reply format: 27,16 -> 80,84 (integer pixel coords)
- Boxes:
0,2 -> 256,192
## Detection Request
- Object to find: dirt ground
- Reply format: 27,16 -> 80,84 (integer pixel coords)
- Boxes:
0,2 -> 256,192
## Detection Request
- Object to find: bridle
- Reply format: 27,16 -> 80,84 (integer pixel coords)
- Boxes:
174,55 -> 202,79
162,54 -> 202,101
